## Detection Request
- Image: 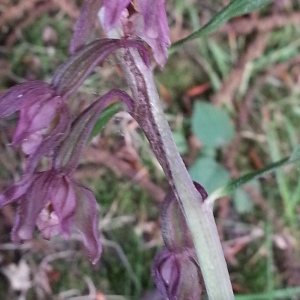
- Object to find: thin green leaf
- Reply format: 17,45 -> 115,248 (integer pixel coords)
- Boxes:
235,286 -> 300,300
89,102 -> 121,141
207,40 -> 229,79
207,145 -> 300,205
170,0 -> 272,52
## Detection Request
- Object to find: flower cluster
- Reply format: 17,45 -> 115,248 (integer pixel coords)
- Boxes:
0,79 -> 133,264
0,0 -> 158,262
0,0 -> 172,282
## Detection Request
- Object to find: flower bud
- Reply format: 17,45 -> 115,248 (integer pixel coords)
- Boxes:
161,182 -> 207,250
152,248 -> 202,300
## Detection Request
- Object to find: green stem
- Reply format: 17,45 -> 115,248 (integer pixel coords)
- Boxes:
120,49 -> 234,299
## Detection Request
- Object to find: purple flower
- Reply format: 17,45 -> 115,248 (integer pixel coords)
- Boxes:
71,0 -> 170,67
0,170 -> 101,264
152,248 -> 202,300
103,0 -> 170,66
0,89 -> 133,264
0,81 -> 69,156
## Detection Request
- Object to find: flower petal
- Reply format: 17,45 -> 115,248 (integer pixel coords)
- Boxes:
49,176 -> 76,236
36,208 -> 61,239
0,81 -> 54,118
152,249 -> 181,299
0,176 -> 35,209
11,173 -> 50,242
136,0 -> 170,67
69,0 -> 102,54
152,248 -> 202,300
13,96 -> 60,146
73,182 -> 101,264
103,0 -> 130,31
24,102 -> 70,176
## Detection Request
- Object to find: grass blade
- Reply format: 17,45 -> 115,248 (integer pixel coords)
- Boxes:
235,286 -> 300,299
170,0 -> 272,53
206,145 -> 300,205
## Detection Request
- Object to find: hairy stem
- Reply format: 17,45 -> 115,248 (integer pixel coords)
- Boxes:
120,49 -> 234,299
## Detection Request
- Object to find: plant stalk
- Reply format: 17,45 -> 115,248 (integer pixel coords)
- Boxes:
120,49 -> 234,299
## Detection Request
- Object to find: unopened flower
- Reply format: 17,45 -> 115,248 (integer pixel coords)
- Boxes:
152,248 -> 202,300
161,181 -> 208,250
0,170 -> 101,264
0,81 -> 69,156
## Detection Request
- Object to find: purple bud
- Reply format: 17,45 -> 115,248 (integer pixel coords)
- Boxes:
152,248 -> 202,300
161,182 -> 207,250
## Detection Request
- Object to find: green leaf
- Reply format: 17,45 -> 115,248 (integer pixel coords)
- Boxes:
191,101 -> 235,149
170,0 -> 272,52
206,145 -> 300,205
189,156 -> 230,194
207,40 -> 229,79
89,102 -> 121,141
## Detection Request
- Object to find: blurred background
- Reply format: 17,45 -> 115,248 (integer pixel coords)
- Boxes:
1,0 -> 300,299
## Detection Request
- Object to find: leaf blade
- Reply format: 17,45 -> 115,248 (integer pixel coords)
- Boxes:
89,102 -> 121,141
207,145 -> 300,205
170,0 -> 272,52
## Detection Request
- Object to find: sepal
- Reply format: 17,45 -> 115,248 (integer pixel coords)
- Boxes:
152,248 -> 202,300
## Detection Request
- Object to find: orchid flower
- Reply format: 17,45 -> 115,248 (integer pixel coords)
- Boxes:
0,81 -> 68,157
0,170 -> 101,264
70,0 -> 170,67
0,89 -> 133,264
